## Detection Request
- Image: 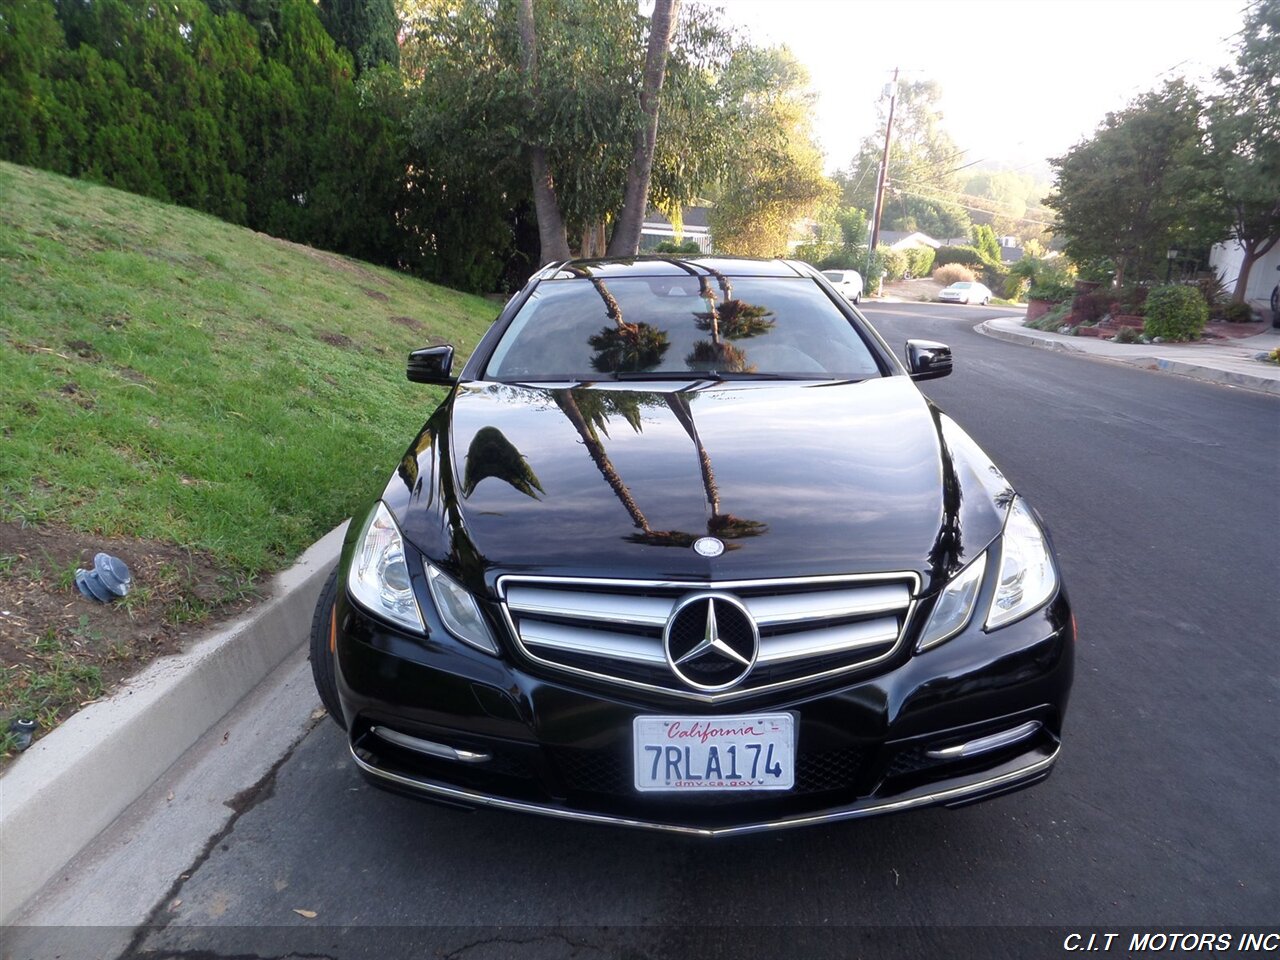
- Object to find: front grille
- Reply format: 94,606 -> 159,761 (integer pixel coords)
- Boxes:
499,574 -> 917,700
551,746 -> 868,797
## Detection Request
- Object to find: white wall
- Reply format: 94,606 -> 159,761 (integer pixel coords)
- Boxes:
1210,240 -> 1280,304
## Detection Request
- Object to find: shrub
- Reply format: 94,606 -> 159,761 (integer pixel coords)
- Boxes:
1109,283 -> 1149,316
934,245 -> 987,268
880,248 -> 908,282
933,264 -> 976,285
1143,285 -> 1208,342
1113,325 -> 1141,344
1004,274 -> 1029,301
1027,278 -> 1075,303
654,239 -> 701,254
1221,301 -> 1254,323
903,246 -> 936,278
1026,301 -> 1073,331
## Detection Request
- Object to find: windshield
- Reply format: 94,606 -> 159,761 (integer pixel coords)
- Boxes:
952,283 -> 972,289
485,276 -> 883,380
821,271 -> 845,282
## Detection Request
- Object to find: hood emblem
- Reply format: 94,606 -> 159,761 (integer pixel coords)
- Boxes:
692,536 -> 725,558
663,593 -> 759,691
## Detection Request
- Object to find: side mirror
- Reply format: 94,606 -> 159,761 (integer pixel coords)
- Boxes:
905,339 -> 952,381
407,345 -> 456,385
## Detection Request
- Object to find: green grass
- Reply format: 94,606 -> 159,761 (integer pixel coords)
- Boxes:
1026,302 -> 1074,331
0,162 -> 498,573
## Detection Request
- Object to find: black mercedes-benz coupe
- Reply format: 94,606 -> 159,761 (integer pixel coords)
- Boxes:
309,256 -> 1073,836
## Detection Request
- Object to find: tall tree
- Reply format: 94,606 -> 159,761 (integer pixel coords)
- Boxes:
516,0 -> 571,263
707,46 -> 835,258
1046,80 -> 1222,285
318,0 -> 400,71
837,79 -> 970,239
606,0 -> 680,257
1206,0 -> 1280,303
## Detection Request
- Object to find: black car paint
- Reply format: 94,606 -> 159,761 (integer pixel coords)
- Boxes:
327,257 -> 1074,831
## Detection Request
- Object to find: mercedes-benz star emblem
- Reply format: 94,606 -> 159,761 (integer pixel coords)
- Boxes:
663,593 -> 760,692
692,537 -> 725,557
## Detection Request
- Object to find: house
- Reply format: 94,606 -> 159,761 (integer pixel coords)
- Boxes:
877,230 -> 942,251
640,206 -> 713,253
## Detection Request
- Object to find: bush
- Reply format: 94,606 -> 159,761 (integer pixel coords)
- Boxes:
654,239 -> 702,254
934,245 -> 987,268
1026,301 -> 1073,331
1113,325 -> 1141,344
1027,278 -> 1075,303
1143,285 -> 1208,342
1004,274 -> 1029,300
1073,290 -> 1112,324
1109,284 -> 1149,316
902,246 -> 936,278
933,264 -> 976,285
1221,301 -> 1254,323
880,248 -> 908,282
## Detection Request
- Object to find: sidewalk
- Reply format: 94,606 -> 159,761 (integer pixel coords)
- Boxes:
978,316 -> 1280,396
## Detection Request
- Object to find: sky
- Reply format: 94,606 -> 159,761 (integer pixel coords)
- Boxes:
711,0 -> 1249,180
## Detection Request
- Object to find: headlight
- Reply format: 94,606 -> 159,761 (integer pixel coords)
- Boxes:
985,497 -> 1058,630
348,502 -> 425,633
917,553 -> 986,651
426,564 -> 499,655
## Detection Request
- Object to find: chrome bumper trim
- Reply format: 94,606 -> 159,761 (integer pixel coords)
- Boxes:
370,726 -> 491,764
349,744 -> 1059,838
926,720 -> 1042,760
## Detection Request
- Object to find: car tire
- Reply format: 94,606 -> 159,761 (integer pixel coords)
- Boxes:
309,565 -> 346,728
981,297 -> 989,305
853,294 -> 860,305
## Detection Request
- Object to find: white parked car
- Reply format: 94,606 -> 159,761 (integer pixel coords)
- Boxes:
821,269 -> 864,305
938,281 -> 993,305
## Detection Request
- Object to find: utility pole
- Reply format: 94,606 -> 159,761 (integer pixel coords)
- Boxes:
869,67 -> 898,255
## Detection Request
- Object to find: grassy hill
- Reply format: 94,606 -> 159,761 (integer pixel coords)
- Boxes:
0,162 -> 499,752
0,161 -> 497,569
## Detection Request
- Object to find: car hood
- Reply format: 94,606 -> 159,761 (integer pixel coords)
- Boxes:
383,377 -> 1014,598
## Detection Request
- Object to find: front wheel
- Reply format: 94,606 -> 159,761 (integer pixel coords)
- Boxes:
981,297 -> 990,305
309,566 -> 346,728
1271,284 -> 1278,320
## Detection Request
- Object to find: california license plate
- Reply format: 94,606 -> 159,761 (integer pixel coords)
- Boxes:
632,714 -> 795,792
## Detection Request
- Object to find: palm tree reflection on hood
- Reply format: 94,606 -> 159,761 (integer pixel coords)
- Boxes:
561,270 -> 767,546
462,426 -> 544,500
683,264 -> 776,373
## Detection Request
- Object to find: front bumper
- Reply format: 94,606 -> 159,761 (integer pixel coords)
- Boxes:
332,581 -> 1074,835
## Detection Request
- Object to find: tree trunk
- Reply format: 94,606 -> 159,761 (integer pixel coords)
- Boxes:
1232,236 -> 1278,304
518,0 -> 571,265
581,220 -> 607,258
605,0 -> 681,258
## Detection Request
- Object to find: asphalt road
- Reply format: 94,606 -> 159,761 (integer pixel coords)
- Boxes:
120,303 -> 1278,959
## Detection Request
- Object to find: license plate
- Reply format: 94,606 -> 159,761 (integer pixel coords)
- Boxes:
632,714 -> 795,792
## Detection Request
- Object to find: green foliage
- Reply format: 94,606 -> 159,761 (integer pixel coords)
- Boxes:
933,245 -> 986,268
707,46 -> 837,257
1204,0 -> 1280,303
1026,301 -> 1073,331
1046,80 -> 1225,285
317,0 -> 399,71
902,246 -> 935,277
1143,284 -> 1208,341
653,239 -> 701,254
1112,325 -> 1141,344
971,224 -> 1001,263
0,0 -> 417,282
1221,301 -> 1255,323
879,248 -> 908,282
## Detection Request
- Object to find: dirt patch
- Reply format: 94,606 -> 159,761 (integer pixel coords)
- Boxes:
0,521 -> 260,764
64,339 -> 102,361
360,286 -> 390,302
881,278 -> 947,302
317,332 -> 355,349
389,315 -> 424,331
1202,319 -> 1269,340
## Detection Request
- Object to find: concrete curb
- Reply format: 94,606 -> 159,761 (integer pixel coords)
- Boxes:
975,319 -> 1280,395
0,521 -> 348,925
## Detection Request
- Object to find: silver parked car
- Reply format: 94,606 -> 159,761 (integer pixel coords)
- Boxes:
821,269 -> 864,305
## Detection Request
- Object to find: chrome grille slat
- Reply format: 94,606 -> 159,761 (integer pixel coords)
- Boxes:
519,620 -> 667,665
506,587 -> 674,628
498,573 -> 919,703
746,586 -> 910,625
757,618 -> 900,664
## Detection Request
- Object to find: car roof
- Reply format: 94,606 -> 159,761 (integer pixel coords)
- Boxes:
537,256 -> 811,281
